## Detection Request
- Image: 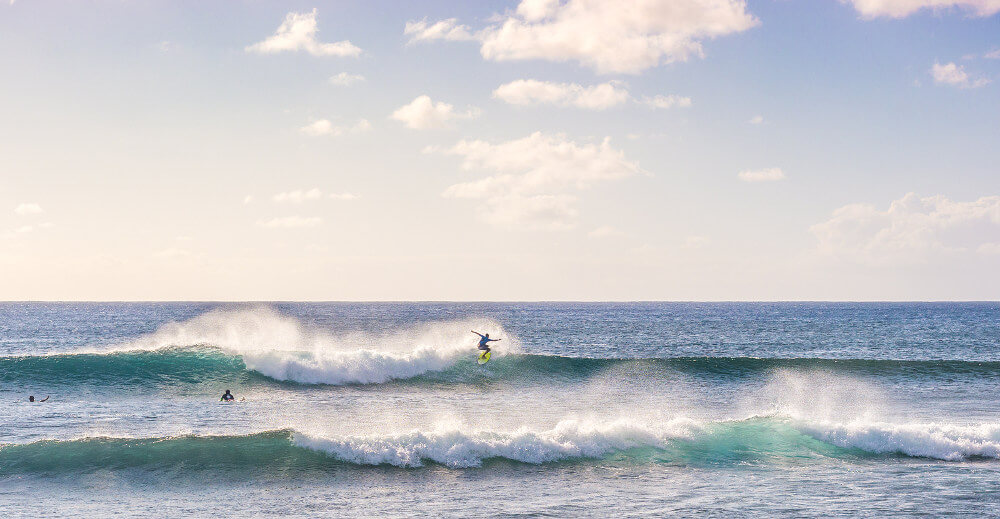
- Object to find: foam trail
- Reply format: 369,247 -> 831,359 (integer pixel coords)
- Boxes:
96,306 -> 516,385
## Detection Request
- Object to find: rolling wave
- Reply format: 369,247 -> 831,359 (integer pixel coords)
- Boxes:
3,417 -> 999,475
5,346 -> 1000,388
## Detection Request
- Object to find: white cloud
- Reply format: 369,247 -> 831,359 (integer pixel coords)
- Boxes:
642,94 -> 692,109
588,225 -> 623,238
931,62 -> 990,89
243,195 -> 254,205
14,203 -> 43,215
493,80 -> 630,110
246,9 -> 361,57
404,18 -> 475,44
258,216 -> 323,229
434,132 -> 643,230
738,168 -> 785,182
408,0 -> 758,74
810,193 -> 1000,265
844,0 -> 1000,18
299,118 -> 371,137
274,188 -> 323,203
273,189 -> 359,203
986,49 -> 1000,59
15,225 -> 33,234
494,79 -> 689,110
748,115 -> 764,124
329,72 -> 365,86
391,95 -> 479,130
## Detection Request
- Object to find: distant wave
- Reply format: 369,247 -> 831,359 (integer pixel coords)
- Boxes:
5,307 -> 998,388
4,417 -> 1000,475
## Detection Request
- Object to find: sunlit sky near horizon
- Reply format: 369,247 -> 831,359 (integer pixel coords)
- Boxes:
1,0 -> 999,301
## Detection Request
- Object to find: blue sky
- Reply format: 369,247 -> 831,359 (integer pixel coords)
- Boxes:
1,1 -> 998,300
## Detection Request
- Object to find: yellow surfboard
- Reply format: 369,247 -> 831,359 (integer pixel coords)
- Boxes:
477,350 -> 491,365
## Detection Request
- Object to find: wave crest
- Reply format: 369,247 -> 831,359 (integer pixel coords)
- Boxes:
98,307 -> 515,385
4,417 -> 1000,474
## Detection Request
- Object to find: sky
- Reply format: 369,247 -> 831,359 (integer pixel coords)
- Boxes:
1,0 -> 999,301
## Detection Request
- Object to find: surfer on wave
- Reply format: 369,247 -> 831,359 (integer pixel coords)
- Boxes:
471,331 -> 501,354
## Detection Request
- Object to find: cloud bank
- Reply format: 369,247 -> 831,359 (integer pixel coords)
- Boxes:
811,193 -> 1000,265
407,0 -> 758,74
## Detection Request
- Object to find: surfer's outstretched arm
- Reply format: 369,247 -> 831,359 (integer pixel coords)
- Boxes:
488,338 -> 501,342
471,330 -> 484,338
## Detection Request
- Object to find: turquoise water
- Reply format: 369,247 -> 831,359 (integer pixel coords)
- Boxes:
1,302 -> 999,517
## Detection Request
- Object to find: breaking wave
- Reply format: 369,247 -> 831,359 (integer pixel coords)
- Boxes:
4,417 -> 1000,475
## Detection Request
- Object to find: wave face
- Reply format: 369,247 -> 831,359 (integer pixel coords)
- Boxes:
6,346 -> 1000,389
4,417 -> 1000,475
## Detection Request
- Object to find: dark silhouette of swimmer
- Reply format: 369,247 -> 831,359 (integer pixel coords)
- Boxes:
28,395 -> 49,402
471,331 -> 501,353
220,389 -> 235,402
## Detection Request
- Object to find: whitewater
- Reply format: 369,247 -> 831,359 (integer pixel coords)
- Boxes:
2,302 -> 1000,517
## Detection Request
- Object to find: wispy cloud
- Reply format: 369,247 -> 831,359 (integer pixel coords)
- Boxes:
258,216 -> 323,229
273,188 -> 360,203
738,168 -> 785,183
641,94 -> 692,110
299,118 -> 371,137
844,0 -> 1000,19
329,72 -> 365,86
811,193 -> 1000,265
433,132 -> 644,230
493,79 -> 689,111
931,62 -> 990,89
493,80 -> 630,110
14,203 -> 43,215
404,18 -> 475,44
588,225 -> 624,238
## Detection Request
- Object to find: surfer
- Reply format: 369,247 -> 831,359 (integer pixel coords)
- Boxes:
471,331 -> 501,353
220,389 -> 235,402
28,395 -> 49,402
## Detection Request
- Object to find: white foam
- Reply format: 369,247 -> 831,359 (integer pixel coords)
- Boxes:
95,306 -> 516,385
796,420 -> 1000,461
292,414 -> 1000,467
292,418 -> 698,468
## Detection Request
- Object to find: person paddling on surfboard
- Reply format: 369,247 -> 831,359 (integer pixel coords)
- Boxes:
220,389 -> 235,402
472,331 -> 500,354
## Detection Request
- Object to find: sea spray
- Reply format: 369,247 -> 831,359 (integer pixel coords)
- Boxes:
66,307 -> 518,385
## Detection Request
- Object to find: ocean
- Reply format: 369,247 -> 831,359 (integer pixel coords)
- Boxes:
1,302 -> 999,517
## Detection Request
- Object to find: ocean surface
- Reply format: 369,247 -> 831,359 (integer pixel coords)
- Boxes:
1,302 -> 999,517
